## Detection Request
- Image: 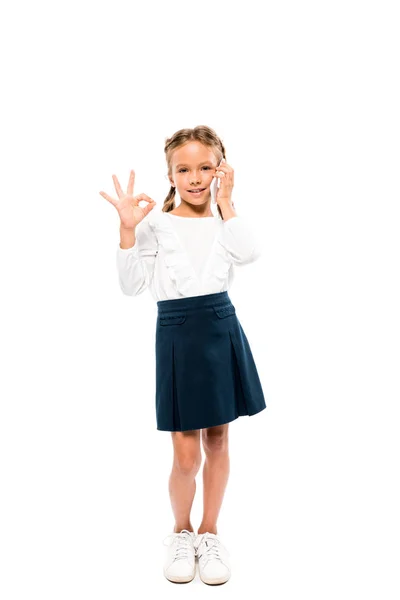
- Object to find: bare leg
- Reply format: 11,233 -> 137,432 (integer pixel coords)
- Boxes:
198,424 -> 230,535
169,429 -> 202,533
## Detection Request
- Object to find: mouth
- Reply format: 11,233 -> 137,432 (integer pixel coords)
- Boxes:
187,188 -> 206,195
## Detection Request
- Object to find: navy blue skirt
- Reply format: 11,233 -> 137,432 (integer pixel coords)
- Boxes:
155,291 -> 267,432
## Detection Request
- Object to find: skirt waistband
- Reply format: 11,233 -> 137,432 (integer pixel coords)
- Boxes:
157,291 -> 231,314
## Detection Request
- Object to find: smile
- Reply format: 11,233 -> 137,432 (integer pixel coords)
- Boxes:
187,188 -> 206,195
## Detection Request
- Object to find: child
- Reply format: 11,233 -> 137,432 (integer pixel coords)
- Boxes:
100,125 -> 267,586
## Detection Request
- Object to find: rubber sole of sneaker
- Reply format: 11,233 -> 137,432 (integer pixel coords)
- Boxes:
163,568 -> 196,584
199,572 -> 231,585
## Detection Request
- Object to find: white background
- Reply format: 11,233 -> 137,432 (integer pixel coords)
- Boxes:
1,0 -> 399,598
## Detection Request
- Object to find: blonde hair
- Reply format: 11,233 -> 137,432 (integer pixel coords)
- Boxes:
163,125 -> 227,220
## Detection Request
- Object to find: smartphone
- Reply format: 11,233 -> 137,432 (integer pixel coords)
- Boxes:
210,158 -> 223,204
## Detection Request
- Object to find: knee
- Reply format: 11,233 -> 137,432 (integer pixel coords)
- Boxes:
202,428 -> 229,455
174,453 -> 202,477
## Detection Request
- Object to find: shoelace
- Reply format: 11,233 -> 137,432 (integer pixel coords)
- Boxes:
162,529 -> 194,561
195,533 -> 226,562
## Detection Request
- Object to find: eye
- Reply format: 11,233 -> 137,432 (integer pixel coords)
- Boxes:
178,166 -> 211,173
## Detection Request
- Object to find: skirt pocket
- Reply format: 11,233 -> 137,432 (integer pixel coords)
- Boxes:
159,313 -> 186,326
213,303 -> 236,319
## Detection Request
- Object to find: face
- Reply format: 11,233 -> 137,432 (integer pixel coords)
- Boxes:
169,141 -> 219,207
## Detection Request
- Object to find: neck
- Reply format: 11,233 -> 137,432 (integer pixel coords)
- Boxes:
172,200 -> 213,218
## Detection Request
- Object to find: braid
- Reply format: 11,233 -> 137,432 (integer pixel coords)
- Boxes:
162,186 -> 176,214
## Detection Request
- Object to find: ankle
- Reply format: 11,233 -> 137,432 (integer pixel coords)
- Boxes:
197,526 -> 217,535
173,524 -> 194,533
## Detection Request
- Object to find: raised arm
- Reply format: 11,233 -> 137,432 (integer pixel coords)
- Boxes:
212,161 -> 261,266
99,168 -> 158,296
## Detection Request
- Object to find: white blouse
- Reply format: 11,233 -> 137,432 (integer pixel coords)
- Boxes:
116,210 -> 261,302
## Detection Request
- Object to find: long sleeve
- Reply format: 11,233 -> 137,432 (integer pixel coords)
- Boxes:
116,218 -> 158,296
218,216 -> 261,265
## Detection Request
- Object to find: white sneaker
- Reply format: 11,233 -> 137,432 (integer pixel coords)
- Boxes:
194,532 -> 231,585
162,529 -> 196,583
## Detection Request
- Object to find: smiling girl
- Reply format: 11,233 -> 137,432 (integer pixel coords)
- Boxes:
100,125 -> 267,586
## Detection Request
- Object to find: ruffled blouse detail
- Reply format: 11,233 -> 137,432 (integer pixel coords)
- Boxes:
150,211 -> 232,297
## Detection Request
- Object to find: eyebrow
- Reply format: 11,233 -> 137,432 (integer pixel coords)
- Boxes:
175,161 -> 213,169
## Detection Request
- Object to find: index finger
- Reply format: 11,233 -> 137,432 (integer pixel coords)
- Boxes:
112,174 -> 124,199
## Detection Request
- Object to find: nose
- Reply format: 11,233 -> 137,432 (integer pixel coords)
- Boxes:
189,170 -> 202,185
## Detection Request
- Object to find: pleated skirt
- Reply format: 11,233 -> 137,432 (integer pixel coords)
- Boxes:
155,291 -> 267,432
